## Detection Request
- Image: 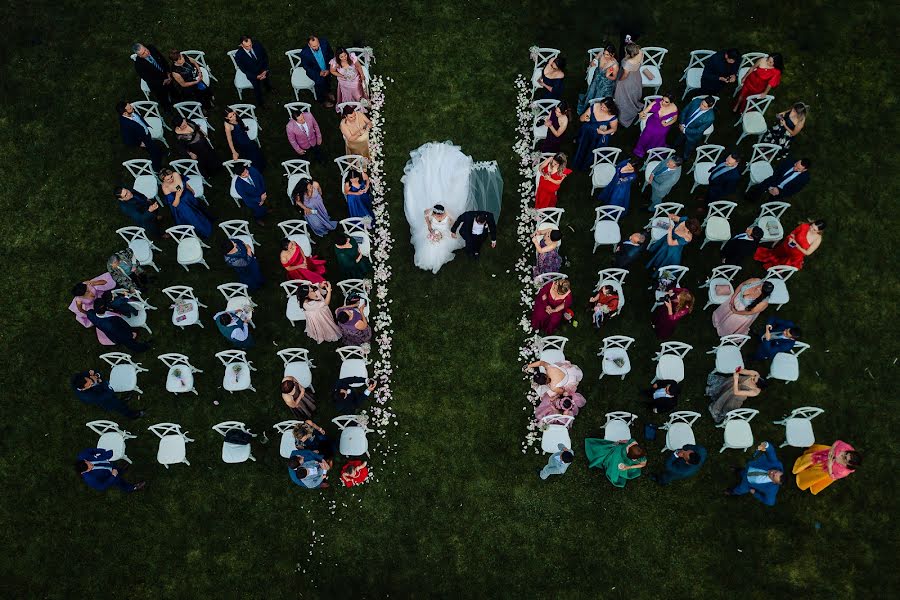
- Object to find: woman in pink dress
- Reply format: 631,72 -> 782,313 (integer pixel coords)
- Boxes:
633,93 -> 679,158
329,48 -> 367,111
734,53 -> 784,112
534,392 -> 587,424
300,282 -> 342,344
792,440 -> 861,495
280,238 -> 327,283
526,359 -> 583,398
69,273 -> 118,344
530,278 -> 573,334
712,278 -> 774,336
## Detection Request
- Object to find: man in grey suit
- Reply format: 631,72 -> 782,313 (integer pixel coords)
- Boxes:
676,95 -> 716,159
648,156 -> 683,210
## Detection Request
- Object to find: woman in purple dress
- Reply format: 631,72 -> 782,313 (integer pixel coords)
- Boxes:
291,178 -> 337,237
531,278 -> 573,334
633,93 -> 679,159
532,228 -> 563,277
335,299 -> 372,346
539,102 -> 570,153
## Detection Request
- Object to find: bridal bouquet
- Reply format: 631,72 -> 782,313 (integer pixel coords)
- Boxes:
427,230 -> 443,243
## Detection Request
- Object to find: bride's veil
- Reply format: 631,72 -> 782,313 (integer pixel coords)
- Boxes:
468,160 -> 504,220
402,141 -> 474,233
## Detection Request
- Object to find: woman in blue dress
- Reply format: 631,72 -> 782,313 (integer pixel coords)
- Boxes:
343,170 -> 374,223
222,238 -> 265,291
159,169 -> 213,238
577,44 -> 618,114
225,109 -> 266,171
597,159 -> 637,212
537,55 -> 566,100
572,98 -> 619,171
646,215 -> 700,270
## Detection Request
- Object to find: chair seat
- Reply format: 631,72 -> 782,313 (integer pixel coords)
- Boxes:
757,216 -> 783,242
123,305 -> 147,328
539,349 -> 565,364
242,118 -> 258,141
715,346 -> 744,373
230,176 -> 241,200
222,441 -> 252,463
287,174 -> 303,200
784,418 -> 815,447
531,67 -> 543,88
723,420 -> 754,449
591,164 -> 616,187
291,67 -> 315,90
641,66 -> 661,86
644,160 -> 662,183
603,419 -> 631,442
693,162 -> 714,185
234,70 -> 253,90
666,423 -> 695,449
339,358 -> 368,380
186,174 -> 205,198
108,364 -> 138,392
768,279 -> 790,305
157,435 -> 187,464
749,162 -> 774,184
533,124 -> 548,140
166,366 -> 194,393
685,68 -> 702,89
284,362 -> 313,388
351,233 -> 371,257
602,348 -> 631,375
133,175 -> 158,200
223,363 -> 252,391
770,352 -> 799,381
286,295 -> 306,322
656,355 -> 685,382
742,112 -> 767,135
707,277 -> 734,305
128,239 -> 153,264
339,426 -> 369,456
226,296 -> 252,313
97,432 -> 126,460
145,116 -> 164,141
594,221 -> 622,245
177,238 -> 204,264
541,424 -> 572,453
171,299 -> 200,326
280,430 -> 297,458
140,78 -> 150,95
705,216 -> 731,241
288,233 -> 313,257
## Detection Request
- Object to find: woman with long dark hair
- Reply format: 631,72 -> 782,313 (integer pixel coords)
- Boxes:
577,44 -> 618,114
225,108 -> 266,170
734,53 -> 784,112
712,278 -> 774,336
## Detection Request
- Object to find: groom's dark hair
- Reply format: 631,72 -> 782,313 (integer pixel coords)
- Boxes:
475,213 -> 487,224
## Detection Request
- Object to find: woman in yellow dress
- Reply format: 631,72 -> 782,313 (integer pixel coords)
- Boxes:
339,105 -> 372,158
792,440 -> 861,495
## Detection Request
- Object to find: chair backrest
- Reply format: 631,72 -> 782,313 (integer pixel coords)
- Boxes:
165,224 -> 199,243
603,411 -> 637,427
180,50 -> 211,71
530,47 -> 560,68
707,264 -> 741,284
212,421 -> 251,437
657,341 -> 693,359
148,422 -> 186,439
789,341 -> 811,356
226,49 -> 241,70
591,147 -> 621,167
651,202 -> 684,219
602,335 -> 635,351
162,285 -> 198,303
694,144 -> 725,165
116,226 -> 152,245
332,414 -> 370,431
742,94 -> 774,116
280,280 -> 312,299
215,350 -> 249,366
596,267 -> 629,288
346,46 -> 374,70
533,272 -> 567,289
747,143 -> 782,167
131,100 -> 163,121
281,159 -> 312,182
337,279 -> 370,300
277,219 -> 312,241
530,99 -> 560,123
223,159 -> 252,178
284,49 -> 305,70
682,49 -> 716,75
86,419 -> 129,437
757,201 -> 791,221
157,353 -> 193,369
764,265 -> 799,283
782,406 -> 824,421
340,217 -> 369,237
170,159 -> 203,180
705,200 -> 738,222
219,219 -> 258,246
594,205 -> 625,223
738,52 -> 767,72
277,347 -> 311,366
540,414 -> 575,427
661,410 -> 701,430
642,94 -> 662,110
228,103 -> 258,122
336,100 -> 364,115
718,334 -> 751,349
122,159 -> 155,179
99,352 -> 139,369
655,265 -> 690,287
173,101 -> 206,124
283,101 -> 314,120
336,345 -> 368,362
641,46 -> 668,69
217,282 -> 250,301
642,147 -> 675,170
722,408 -> 759,423
535,207 -> 565,229
537,335 -> 568,354
273,419 -> 303,434
334,155 -> 368,181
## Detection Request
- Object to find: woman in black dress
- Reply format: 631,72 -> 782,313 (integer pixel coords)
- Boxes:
169,50 -> 214,108
171,116 -> 221,177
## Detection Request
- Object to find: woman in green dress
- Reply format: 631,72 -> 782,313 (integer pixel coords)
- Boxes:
334,234 -> 372,279
585,438 -> 647,487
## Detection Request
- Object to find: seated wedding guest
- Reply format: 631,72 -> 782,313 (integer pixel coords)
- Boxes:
117,101 -> 166,171
651,287 -> 693,340
286,109 -> 324,162
633,93 -> 679,159
76,448 -> 146,493
70,275 -> 118,343
535,153 -> 572,210
335,234 -> 372,278
332,377 -> 376,414
540,445 -> 574,480
613,232 -> 645,268
159,168 -> 213,238
222,238 -> 264,291
793,440 -> 861,496
234,35 -> 272,106
675,95 -> 716,160
532,228 -> 563,277
335,295 -> 371,346
169,50 -> 213,108
706,368 -> 767,424
698,49 -> 740,96
577,44 -> 618,114
531,277 -> 573,334
292,420 -> 335,458
300,35 -> 336,107
340,106 -> 372,158
713,278 -> 774,336
539,102 -> 570,154
330,47 -> 368,109
291,178 -> 337,236
132,42 -> 172,110
534,393 -> 587,423
281,375 -> 317,420
344,169 -> 375,221
288,449 -> 331,489
755,219 -> 824,270
214,310 -> 253,349
650,444 -> 707,485
301,282 -> 342,344
280,238 -> 327,283
762,102 -> 808,160
598,159 -> 637,212
752,317 -> 801,361
585,438 -> 647,488
526,359 -> 583,398
748,157 -> 811,203
647,156 -> 682,209
573,98 -> 619,171
172,116 -> 221,176
725,441 -> 783,506
646,215 -> 699,270
640,379 -> 680,414
225,108 -> 266,170
71,369 -> 144,418
720,225 -> 763,266
107,247 -> 146,293
340,460 -> 370,487
86,298 -> 151,353
115,185 -> 161,236
536,54 -> 566,100
589,285 -> 620,328
700,151 -> 742,207
234,163 -> 269,225
734,53 -> 784,113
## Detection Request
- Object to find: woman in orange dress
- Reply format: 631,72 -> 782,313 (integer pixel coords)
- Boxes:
734,53 -> 783,112
754,219 -> 824,270
792,440 -> 861,495
279,238 -> 327,283
535,153 -> 572,209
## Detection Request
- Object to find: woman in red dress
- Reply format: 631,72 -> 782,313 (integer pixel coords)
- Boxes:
340,460 -> 369,487
531,277 -> 573,334
535,153 -> 572,209
651,288 -> 694,339
279,238 -> 327,282
734,53 -> 784,112
754,219 -> 824,270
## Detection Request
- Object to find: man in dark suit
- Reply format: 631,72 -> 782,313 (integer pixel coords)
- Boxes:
675,95 -> 716,159
451,210 -> 497,258
132,43 -> 173,110
650,444 -> 707,485
752,317 -> 801,361
234,35 -> 272,106
748,157 -> 811,202
698,48 -> 740,96
720,225 -> 763,266
701,151 -> 742,207
116,101 -> 166,171
725,441 -> 784,506
86,299 -> 151,353
76,448 -> 146,493
233,164 -> 269,225
71,369 -> 144,418
613,232 -> 645,268
299,35 -> 336,108
639,380 -> 680,414
332,377 -> 375,414
114,185 -> 161,236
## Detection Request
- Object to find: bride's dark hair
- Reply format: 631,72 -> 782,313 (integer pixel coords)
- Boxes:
432,204 -> 445,214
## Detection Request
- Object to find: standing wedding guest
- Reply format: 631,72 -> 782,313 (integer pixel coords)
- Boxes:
222,238 -> 264,291
234,36 -> 272,106
793,440 -> 861,495
532,228 -> 563,277
335,296 -> 372,346
577,44 -> 618,114
301,282 -> 342,344
117,101 -> 166,171
286,109 -> 324,162
340,460 -> 370,487
531,277 -> 573,334
712,278 -> 774,336
288,449 -> 331,489
647,156 -> 682,209
675,95 -> 716,159
633,93 -> 679,158
720,225 -> 763,266
752,317 -> 801,361
169,50 -> 214,108
451,211 -> 498,259
115,185 -> 161,237
725,441 -> 783,506
539,102 -> 570,154
132,43 -> 172,110
613,43 -> 644,127
640,379 -> 681,414
598,159 -> 637,211
734,53 -> 784,112
71,369 -> 144,418
233,163 -> 269,225
172,117 -> 221,177
700,151 -> 742,207
572,99 -> 619,171
762,102 -> 808,160
332,377 -> 375,414
280,239 -> 327,283
698,49 -> 740,96
291,179 -> 337,236
536,55 -> 566,100
613,232 -> 646,268
706,368 -> 767,423
651,287 -> 693,339
281,375 -> 317,420
107,247 -> 145,293
340,107 -> 372,158
70,275 -> 117,343
159,168 -> 213,238
76,448 -> 146,493
650,445 -> 707,485
645,215 -> 699,270
526,359 -> 584,398
585,438 -> 647,488
214,310 -> 253,349
344,170 -> 375,221
335,235 -> 372,278
225,108 -> 266,171
754,219 -> 824,270
588,285 -> 620,328
540,444 -> 574,480
300,35 -> 336,108
86,299 -> 151,353
329,47 -> 368,109
747,157 -> 811,203
534,393 -> 587,422
535,153 -> 573,208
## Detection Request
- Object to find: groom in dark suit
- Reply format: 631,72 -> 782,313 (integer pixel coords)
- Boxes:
451,211 -> 497,258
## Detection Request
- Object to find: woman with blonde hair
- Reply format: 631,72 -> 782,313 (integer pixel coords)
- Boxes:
531,277 -> 573,334
652,287 -> 693,339
535,153 -> 573,209
613,43 -> 644,127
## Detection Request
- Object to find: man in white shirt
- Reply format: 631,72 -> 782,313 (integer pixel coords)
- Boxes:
450,210 -> 497,258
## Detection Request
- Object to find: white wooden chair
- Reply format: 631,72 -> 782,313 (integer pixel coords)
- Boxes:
340,217 -> 372,257
718,408 -> 759,453
116,226 -> 161,272
530,47 -> 560,96
86,420 -> 137,464
277,219 -> 314,258
743,143 -> 782,191
735,94 -> 775,144
112,289 -> 156,334
219,219 -> 259,252
680,49 -> 716,99
338,345 -> 370,382
162,285 -> 206,329
638,95 -> 662,133
700,265 -> 741,310
640,47 -> 668,94
223,159 -> 252,207
332,415 -> 373,457
285,49 -> 317,101
280,280 -> 311,326
646,202 -> 685,242
764,265 -> 799,310
347,46 -> 374,92
536,335 -> 568,364
281,159 -> 312,203
707,334 -> 751,373
180,50 -> 217,84
170,158 -> 210,203
274,420 -> 304,458
226,49 -> 255,100
535,207 -> 565,231
699,95 -> 719,142
217,283 -> 257,327
591,205 -> 625,252
652,342 -> 693,383
774,407 -> 824,448
701,200 -> 738,248
598,335 -> 635,379
689,144 -> 725,193
733,52 -> 767,97
336,100 -> 365,116
158,353 -> 202,395
590,147 -> 621,194
212,421 -> 257,463
147,422 -> 194,468
650,266 -> 690,311
173,100 -> 214,136
584,47 -> 606,85
531,100 -> 560,148
595,268 -> 628,316
641,147 -> 676,191
129,53 -> 152,100
165,225 -> 210,271
229,103 -> 261,146
277,347 -> 315,390
533,151 -> 556,190
769,341 -> 811,383
99,352 -> 148,394
602,411 -> 638,442
540,414 -> 574,453
216,350 -> 257,393
131,101 -> 170,147
754,201 -> 791,244
533,272 -> 567,295
660,411 -> 701,452
335,155 -> 368,182
122,159 -> 159,201
337,279 -> 372,318
283,101 -> 314,121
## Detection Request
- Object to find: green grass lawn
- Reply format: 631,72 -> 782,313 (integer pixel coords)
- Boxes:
1,0 -> 898,597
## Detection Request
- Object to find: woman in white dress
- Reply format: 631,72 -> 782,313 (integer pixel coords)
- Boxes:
413,204 -> 464,273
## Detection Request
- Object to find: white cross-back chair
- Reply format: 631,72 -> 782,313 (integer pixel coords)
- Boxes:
718,408 -> 760,453
277,347 -> 315,390
338,345 -> 370,383
531,100 -> 560,148
341,218 -> 372,257
274,420 -> 304,458
131,101 -> 170,147
591,205 -> 625,251
122,159 -> 159,201
217,283 -> 257,327
540,414 -> 574,453
701,200 -> 738,248
530,47 -> 560,96
533,272 -> 567,292
595,268 -> 628,316
536,335 -> 568,364
277,219 -> 314,257
226,49 -> 254,100
646,203 -> 685,241
116,227 -> 161,272
640,47 -> 668,94
641,147 -> 676,191
707,334 -> 751,373
216,350 -> 257,393
774,407 -> 824,448
173,101 -> 214,136
535,207 -> 565,230
283,101 -> 314,121
735,94 -> 775,144
652,342 -> 693,383
86,420 -> 137,464
333,415 -> 373,457
129,53 -> 152,100
281,159 -> 312,203
754,201 -> 791,244
170,159 -> 210,203
598,335 -> 635,379
764,265 -> 799,310
533,152 -> 556,190
347,46 -> 374,91
335,155 -> 368,182
112,288 -> 156,334
603,411 -> 638,442
157,353 -> 201,395
223,159 -> 252,207
229,103 -> 261,146
584,47 -> 607,85
100,352 -> 148,394
219,219 -> 259,252
660,411 -> 701,452
680,50 -> 716,99
734,52 -> 768,97
337,279 -> 372,318
165,225 -> 210,270
700,265 -> 741,309
689,144 -> 725,193
769,341 -> 811,383
180,50 -> 217,83
700,95 -> 719,142
280,280 -> 312,326
638,95 -> 662,132
285,49 -> 317,101
212,421 -> 257,463
650,266 -> 690,311
744,143 -> 782,191
336,100 -> 365,116
590,147 -> 622,193
148,423 -> 194,468
162,285 -> 206,329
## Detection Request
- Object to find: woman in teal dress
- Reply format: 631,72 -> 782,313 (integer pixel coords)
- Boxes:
334,235 -> 372,278
572,98 -> 619,171
577,44 -> 619,114
646,215 -> 700,270
585,438 -> 647,488
597,159 -> 637,212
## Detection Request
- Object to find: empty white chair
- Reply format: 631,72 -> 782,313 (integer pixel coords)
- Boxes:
122,159 -> 159,201
718,408 -> 759,453
212,421 -> 257,463
148,423 -> 194,468
769,341 -> 811,383
112,289 -> 156,334
530,47 -> 560,96
641,147 -> 676,191
283,101 -> 314,121
650,266 -> 690,311
219,219 -> 259,252
281,159 -> 312,202
340,218 -> 372,257
116,226 -> 161,272
277,219 -> 314,257
598,335 -> 635,379
774,406 -> 824,448
540,414 -> 574,453
700,265 -> 741,310
652,342 -> 693,383
86,420 -> 137,464
333,415 -> 372,456
129,53 -> 152,100
217,282 -> 257,327
165,225 -> 210,271
337,279 -> 372,318
228,103 -> 261,146
170,158 -> 210,203
337,345 -> 370,382
216,350 -> 257,393
274,420 -> 304,458
708,334 -> 751,373
591,205 -> 625,251
285,49 -> 318,100
162,285 -> 206,329
173,100 -> 214,136
646,202 -> 685,241
602,411 -> 638,442
277,347 -> 315,389
689,144 -> 725,193
535,207 -> 565,231
701,200 -> 738,248
100,352 -> 148,394
158,353 -> 202,395
280,280 -> 311,325
589,147 -> 622,194
531,100 -> 560,148
764,265 -> 799,310
660,411 -> 701,452
594,268 -> 628,316
733,52 -> 767,97
131,101 -> 170,147
226,49 -> 255,100
743,143 -> 781,191
179,50 -> 217,84
680,49 -> 716,99
536,335 -> 568,363
735,94 -> 775,144
754,201 -> 791,244
640,47 -> 668,94
223,159 -> 252,207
